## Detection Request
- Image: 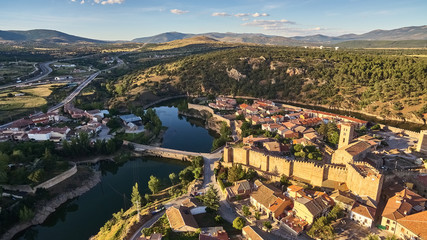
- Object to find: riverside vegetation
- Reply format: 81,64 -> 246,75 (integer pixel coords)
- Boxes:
92,156 -> 205,240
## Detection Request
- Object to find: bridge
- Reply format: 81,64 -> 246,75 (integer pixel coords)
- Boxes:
124,141 -> 224,161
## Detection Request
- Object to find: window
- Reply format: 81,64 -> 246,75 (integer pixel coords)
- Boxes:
387,219 -> 390,224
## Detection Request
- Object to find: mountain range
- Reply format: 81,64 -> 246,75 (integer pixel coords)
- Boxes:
132,25 -> 427,45
1,25 -> 426,47
0,29 -> 106,44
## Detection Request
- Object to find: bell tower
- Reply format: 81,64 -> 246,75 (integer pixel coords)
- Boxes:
338,123 -> 354,149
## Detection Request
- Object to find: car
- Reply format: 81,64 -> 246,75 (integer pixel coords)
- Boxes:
150,205 -> 165,215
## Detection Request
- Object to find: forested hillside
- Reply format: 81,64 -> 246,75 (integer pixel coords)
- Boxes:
109,46 -> 427,123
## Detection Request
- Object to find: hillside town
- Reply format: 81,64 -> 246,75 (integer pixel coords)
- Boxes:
1,96 -> 427,240
142,97 -> 427,240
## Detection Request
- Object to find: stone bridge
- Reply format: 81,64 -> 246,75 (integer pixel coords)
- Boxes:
123,141 -> 224,161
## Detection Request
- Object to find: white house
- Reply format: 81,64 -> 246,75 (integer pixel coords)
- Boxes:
350,202 -> 376,228
27,129 -> 51,141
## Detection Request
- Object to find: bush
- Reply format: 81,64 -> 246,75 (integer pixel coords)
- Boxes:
232,217 -> 245,230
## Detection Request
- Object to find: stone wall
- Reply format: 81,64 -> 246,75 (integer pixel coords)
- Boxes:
224,147 -> 383,201
1,162 -> 77,194
138,150 -> 192,161
188,103 -> 231,126
379,124 -> 420,139
324,164 -> 347,183
346,163 -> 384,202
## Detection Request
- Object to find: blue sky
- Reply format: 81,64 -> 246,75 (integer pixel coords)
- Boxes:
0,0 -> 426,40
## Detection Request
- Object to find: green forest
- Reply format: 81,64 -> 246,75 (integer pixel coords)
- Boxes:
109,45 -> 427,124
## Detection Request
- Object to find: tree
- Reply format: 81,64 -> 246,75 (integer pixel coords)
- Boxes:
131,183 -> 142,208
280,175 -> 291,188
201,184 -> 219,211
242,205 -> 251,216
169,173 -> 177,185
148,175 -> 161,194
254,211 -> 260,220
233,217 -> 245,230
263,221 -> 272,231
365,234 -> 380,240
228,164 -> 245,183
385,235 -> 398,240
0,152 -> 9,183
327,205 -> 343,221
27,169 -> 45,183
19,205 -> 35,222
179,167 -> 194,184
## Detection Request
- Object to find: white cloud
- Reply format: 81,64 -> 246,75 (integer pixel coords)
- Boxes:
252,12 -> 269,17
235,13 -> 249,17
170,9 -> 189,15
93,0 -> 101,3
242,19 -> 296,31
80,0 -> 85,4
71,0 -> 76,2
212,12 -> 231,17
100,0 -> 125,5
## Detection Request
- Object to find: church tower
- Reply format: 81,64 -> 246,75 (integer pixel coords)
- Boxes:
338,123 -> 355,149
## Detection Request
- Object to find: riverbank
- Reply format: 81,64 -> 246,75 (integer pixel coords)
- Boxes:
2,169 -> 101,240
178,110 -> 223,134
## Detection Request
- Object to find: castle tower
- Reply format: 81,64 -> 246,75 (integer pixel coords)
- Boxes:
338,123 -> 355,149
416,130 -> 427,154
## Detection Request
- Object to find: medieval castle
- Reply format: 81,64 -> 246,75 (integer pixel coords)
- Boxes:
223,123 -> 384,202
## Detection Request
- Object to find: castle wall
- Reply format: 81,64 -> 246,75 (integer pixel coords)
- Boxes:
269,155 -> 291,177
346,163 -> 383,202
233,147 -> 249,165
223,147 -> 383,201
324,164 -> 347,183
248,150 -> 269,171
292,160 -> 324,186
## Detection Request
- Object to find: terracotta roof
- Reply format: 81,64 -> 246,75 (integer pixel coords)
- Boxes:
251,182 -> 284,209
181,198 -> 203,209
240,103 -> 249,109
343,141 -> 371,156
288,185 -> 304,193
296,196 -> 330,217
351,202 -> 376,220
397,211 -> 427,240
242,226 -> 264,240
382,188 -> 427,221
166,206 -> 198,231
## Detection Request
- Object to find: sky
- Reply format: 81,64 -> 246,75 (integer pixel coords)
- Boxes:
0,0 -> 426,41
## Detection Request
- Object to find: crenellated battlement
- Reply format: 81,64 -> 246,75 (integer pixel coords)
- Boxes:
223,147 -> 383,202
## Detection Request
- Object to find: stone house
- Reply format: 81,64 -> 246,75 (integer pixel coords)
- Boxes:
250,180 -> 291,220
225,179 -> 252,201
166,206 -> 199,232
350,202 -> 376,228
381,188 -> 427,234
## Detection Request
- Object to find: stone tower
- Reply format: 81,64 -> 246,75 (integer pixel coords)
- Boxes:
416,130 -> 427,154
338,123 -> 355,149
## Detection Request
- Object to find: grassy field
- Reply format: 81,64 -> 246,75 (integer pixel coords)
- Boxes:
0,62 -> 36,85
0,83 -> 65,122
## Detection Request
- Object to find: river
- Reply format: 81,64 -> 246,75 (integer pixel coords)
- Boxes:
14,100 -> 216,240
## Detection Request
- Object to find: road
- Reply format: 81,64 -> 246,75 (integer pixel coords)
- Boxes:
131,142 -> 224,160
130,145 -> 225,240
0,61 -> 54,90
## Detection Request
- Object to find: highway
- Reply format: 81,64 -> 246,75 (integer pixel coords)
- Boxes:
0,56 -> 124,129
47,57 -> 124,112
0,61 -> 54,90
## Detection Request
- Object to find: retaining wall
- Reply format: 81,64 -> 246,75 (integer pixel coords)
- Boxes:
188,103 -> 231,126
1,162 -> 77,193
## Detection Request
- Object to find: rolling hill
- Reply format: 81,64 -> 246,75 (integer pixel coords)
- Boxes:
133,25 -> 427,47
291,25 -> 427,43
0,29 -> 106,44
